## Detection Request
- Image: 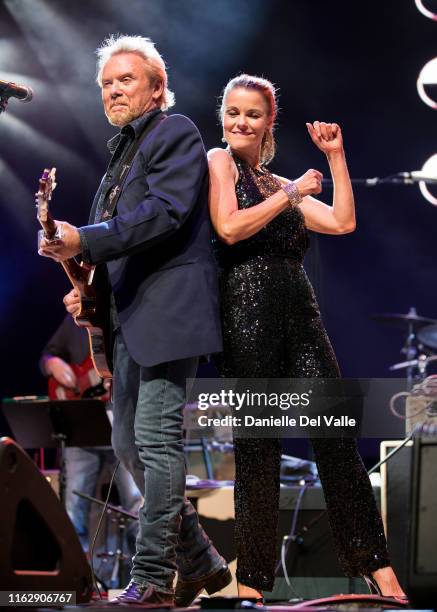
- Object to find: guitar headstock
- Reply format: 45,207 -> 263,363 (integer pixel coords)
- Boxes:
35,167 -> 57,225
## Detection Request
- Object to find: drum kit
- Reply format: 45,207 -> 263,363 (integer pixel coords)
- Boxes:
372,306 -> 437,388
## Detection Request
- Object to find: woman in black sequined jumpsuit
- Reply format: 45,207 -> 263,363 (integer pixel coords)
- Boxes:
208,75 -> 405,599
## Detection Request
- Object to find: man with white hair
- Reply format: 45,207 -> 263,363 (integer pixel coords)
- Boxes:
39,34 -> 230,606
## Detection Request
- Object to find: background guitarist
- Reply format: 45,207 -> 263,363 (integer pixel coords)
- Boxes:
38,34 -> 230,606
40,314 -> 141,557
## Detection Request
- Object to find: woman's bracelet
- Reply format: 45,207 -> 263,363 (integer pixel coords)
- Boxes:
282,181 -> 303,207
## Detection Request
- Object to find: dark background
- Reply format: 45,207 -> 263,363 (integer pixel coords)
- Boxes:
1,0 -> 436,462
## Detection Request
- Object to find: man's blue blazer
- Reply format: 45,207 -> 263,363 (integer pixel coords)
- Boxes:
80,111 -> 222,367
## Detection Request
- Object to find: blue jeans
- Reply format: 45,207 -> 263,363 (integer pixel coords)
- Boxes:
112,333 -> 223,592
65,445 -> 141,552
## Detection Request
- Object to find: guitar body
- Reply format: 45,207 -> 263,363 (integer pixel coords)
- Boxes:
64,260 -> 113,379
48,355 -> 110,401
36,168 -> 113,378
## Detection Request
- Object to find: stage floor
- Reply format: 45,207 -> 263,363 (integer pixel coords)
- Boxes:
7,594 -> 428,612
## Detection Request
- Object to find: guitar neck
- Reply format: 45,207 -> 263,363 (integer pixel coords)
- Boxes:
40,210 -> 57,240
36,166 -> 111,378
39,211 -> 90,287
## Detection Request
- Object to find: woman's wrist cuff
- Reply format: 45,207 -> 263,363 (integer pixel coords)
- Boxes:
282,181 -> 303,206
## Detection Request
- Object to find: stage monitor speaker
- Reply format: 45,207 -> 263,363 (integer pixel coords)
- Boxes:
407,435 -> 437,607
380,440 -> 413,586
0,437 -> 92,602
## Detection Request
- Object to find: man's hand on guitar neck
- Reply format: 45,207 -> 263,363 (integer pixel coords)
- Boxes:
38,220 -> 82,261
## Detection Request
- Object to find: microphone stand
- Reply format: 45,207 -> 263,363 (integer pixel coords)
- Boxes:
322,173 -> 437,186
73,490 -> 138,589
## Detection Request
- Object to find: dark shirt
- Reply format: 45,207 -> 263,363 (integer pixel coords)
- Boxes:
40,314 -> 89,375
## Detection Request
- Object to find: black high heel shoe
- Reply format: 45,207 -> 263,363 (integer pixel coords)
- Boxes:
363,575 -> 409,605
363,575 -> 382,596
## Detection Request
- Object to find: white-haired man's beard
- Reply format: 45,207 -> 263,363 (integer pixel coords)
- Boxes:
106,105 -> 140,127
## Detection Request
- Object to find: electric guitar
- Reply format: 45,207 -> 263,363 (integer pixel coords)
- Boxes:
36,168 -> 112,378
48,355 -> 110,401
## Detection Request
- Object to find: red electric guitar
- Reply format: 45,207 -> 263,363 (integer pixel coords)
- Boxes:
47,355 -> 110,401
36,168 -> 112,378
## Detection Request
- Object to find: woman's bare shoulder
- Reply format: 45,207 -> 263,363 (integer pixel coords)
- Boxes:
207,148 -> 238,182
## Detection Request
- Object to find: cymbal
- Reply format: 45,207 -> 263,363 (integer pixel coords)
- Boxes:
418,324 -> 437,350
372,311 -> 437,328
389,355 -> 437,371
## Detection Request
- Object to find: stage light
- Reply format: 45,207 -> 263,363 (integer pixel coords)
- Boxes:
414,0 -> 437,20
2,114 -> 94,181
3,0 -> 109,154
418,153 -> 437,206
416,56 -> 437,109
0,41 -> 23,68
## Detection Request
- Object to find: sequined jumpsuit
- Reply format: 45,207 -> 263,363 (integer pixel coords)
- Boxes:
214,153 -> 390,591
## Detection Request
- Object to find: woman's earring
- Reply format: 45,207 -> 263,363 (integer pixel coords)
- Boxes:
221,136 -> 227,143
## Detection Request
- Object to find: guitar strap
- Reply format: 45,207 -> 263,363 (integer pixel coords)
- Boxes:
99,112 -> 167,222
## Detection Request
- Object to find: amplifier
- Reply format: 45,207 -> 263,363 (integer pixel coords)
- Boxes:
407,435 -> 437,606
380,440 -> 413,586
